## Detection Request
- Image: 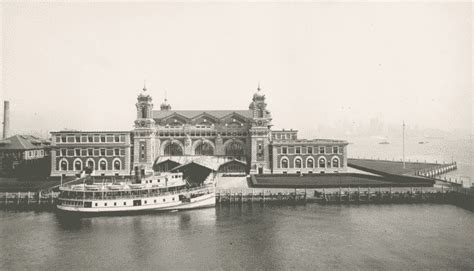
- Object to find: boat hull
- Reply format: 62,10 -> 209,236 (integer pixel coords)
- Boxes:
57,192 -> 215,214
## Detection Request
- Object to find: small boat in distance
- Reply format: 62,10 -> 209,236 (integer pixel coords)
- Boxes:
418,141 -> 429,144
57,172 -> 215,214
379,140 -> 390,145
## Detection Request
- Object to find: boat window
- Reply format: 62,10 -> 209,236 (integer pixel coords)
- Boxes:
172,197 -> 175,201
104,203 -> 107,206
144,200 -> 147,204
163,199 -> 166,202
95,203 -> 98,207
123,202 -> 126,205
154,199 -> 156,203
114,202 -> 117,206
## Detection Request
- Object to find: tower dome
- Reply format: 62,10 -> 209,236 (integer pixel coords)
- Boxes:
160,98 -> 171,111
252,83 -> 265,101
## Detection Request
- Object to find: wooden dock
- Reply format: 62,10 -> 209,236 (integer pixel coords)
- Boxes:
1,187 -> 471,211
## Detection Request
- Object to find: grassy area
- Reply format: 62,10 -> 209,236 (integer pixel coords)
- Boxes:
348,159 -> 439,176
250,173 -> 434,188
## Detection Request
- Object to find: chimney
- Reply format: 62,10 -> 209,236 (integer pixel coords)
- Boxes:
3,101 -> 10,139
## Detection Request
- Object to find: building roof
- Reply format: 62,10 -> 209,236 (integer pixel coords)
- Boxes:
0,135 -> 51,150
152,110 -> 253,120
51,130 -> 131,134
271,138 -> 348,145
155,156 -> 246,171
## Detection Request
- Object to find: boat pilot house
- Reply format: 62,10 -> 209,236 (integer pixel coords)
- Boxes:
49,85 -> 348,180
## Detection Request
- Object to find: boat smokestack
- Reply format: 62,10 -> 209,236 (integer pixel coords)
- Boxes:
3,101 -> 9,139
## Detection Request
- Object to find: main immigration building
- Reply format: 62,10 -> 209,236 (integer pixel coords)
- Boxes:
50,86 -> 348,178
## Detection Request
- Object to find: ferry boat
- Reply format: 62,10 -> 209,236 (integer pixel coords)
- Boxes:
57,172 -> 215,213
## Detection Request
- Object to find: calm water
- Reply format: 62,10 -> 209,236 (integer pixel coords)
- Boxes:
1,204 -> 473,270
350,137 -> 473,186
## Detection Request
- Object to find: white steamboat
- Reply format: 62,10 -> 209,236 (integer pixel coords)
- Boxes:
57,172 -> 215,213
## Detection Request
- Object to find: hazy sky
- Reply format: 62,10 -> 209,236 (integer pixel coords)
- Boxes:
1,1 -> 472,138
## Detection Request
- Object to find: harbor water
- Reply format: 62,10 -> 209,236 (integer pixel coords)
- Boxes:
1,204 -> 473,270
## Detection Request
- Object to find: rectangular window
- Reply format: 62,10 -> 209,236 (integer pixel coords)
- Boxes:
100,136 -> 106,143
94,136 -> 100,143
56,150 -> 60,156
75,136 -> 80,143
333,146 -> 338,154
114,136 -> 120,142
81,149 -> 87,156
67,149 -> 74,156
114,149 -> 120,156
88,148 -> 93,156
93,149 -> 100,156
295,147 -> 301,154
75,149 -> 81,156
56,136 -> 61,143
100,149 -> 106,156
61,149 -> 67,156
308,147 -> 313,154
61,136 -> 67,143
106,149 -> 114,156
319,147 -> 325,154
282,147 -> 287,154
88,136 -> 93,143
339,147 -> 343,154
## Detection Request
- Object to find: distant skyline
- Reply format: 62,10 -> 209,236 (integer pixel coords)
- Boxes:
1,2 -> 471,139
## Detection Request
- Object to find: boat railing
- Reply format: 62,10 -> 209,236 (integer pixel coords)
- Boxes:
58,186 -> 214,201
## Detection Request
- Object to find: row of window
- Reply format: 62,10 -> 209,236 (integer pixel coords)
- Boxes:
157,131 -> 248,137
272,133 -> 297,140
57,148 -> 125,157
280,146 -> 343,155
55,135 -> 125,144
94,197 -> 177,207
58,158 -> 122,171
0,150 -> 44,159
279,156 -> 342,169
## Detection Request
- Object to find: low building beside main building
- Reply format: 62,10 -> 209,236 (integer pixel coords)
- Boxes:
48,84 -> 348,177
0,134 -> 51,177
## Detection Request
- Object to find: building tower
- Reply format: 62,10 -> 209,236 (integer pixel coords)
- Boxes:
133,85 -> 156,176
248,84 -> 272,174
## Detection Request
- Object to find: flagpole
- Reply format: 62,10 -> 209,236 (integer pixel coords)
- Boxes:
403,121 -> 406,169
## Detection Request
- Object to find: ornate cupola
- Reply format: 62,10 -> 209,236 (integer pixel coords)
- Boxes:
134,84 -> 155,128
249,83 -> 272,123
160,91 -> 171,111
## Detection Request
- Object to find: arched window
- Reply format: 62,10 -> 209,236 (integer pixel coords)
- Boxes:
141,107 -> 147,118
295,158 -> 302,168
74,160 -> 82,171
164,142 -> 183,156
281,158 -> 289,168
99,160 -> 107,171
307,158 -> 314,168
225,141 -> 244,157
195,142 -> 214,156
258,109 -> 264,118
87,160 -> 95,170
319,157 -> 326,168
332,157 -> 340,168
114,160 -> 121,170
60,160 -> 68,171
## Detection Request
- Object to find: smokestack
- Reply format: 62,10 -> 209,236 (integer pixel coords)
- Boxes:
3,101 -> 10,139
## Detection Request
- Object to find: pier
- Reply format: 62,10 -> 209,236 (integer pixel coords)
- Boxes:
215,187 -> 473,211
